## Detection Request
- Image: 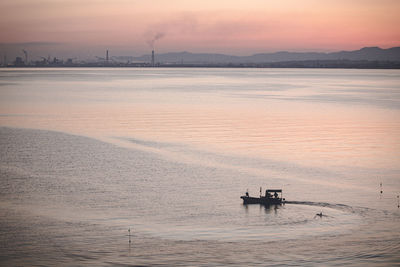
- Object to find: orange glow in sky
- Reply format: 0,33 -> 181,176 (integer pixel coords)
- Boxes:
0,0 -> 399,56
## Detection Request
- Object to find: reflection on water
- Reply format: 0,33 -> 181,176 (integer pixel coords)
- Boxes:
1,68 -> 399,171
0,68 -> 399,266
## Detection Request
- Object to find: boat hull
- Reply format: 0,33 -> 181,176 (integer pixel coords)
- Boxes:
240,196 -> 283,205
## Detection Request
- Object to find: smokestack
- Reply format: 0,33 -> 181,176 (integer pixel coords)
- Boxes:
151,50 -> 155,67
106,50 -> 109,62
22,50 -> 28,65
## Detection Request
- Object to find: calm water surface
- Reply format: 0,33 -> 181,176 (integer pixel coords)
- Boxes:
0,68 -> 399,266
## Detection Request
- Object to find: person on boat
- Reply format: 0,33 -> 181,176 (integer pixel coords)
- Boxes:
274,192 -> 278,198
245,191 -> 249,197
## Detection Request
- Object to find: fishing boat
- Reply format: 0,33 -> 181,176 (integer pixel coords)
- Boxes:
240,188 -> 284,205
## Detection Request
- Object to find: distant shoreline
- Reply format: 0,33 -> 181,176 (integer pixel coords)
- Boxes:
2,60 -> 400,70
3,46 -> 400,69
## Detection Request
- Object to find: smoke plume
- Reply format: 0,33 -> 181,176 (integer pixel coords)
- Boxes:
146,32 -> 165,49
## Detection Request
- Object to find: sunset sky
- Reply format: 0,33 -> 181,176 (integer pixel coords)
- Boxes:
1,0 -> 399,59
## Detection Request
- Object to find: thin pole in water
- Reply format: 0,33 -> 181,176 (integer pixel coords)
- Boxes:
397,195 -> 399,208
282,184 -> 290,201
380,182 -> 383,194
128,228 -> 131,243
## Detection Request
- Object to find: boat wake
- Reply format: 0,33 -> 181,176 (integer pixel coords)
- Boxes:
285,200 -> 370,216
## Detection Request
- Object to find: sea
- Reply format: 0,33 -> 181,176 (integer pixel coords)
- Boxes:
0,68 -> 399,266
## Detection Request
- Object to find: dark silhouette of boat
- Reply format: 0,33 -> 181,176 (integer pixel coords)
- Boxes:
241,189 -> 284,205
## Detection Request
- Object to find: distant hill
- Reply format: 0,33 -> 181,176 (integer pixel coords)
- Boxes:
127,47 -> 400,64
